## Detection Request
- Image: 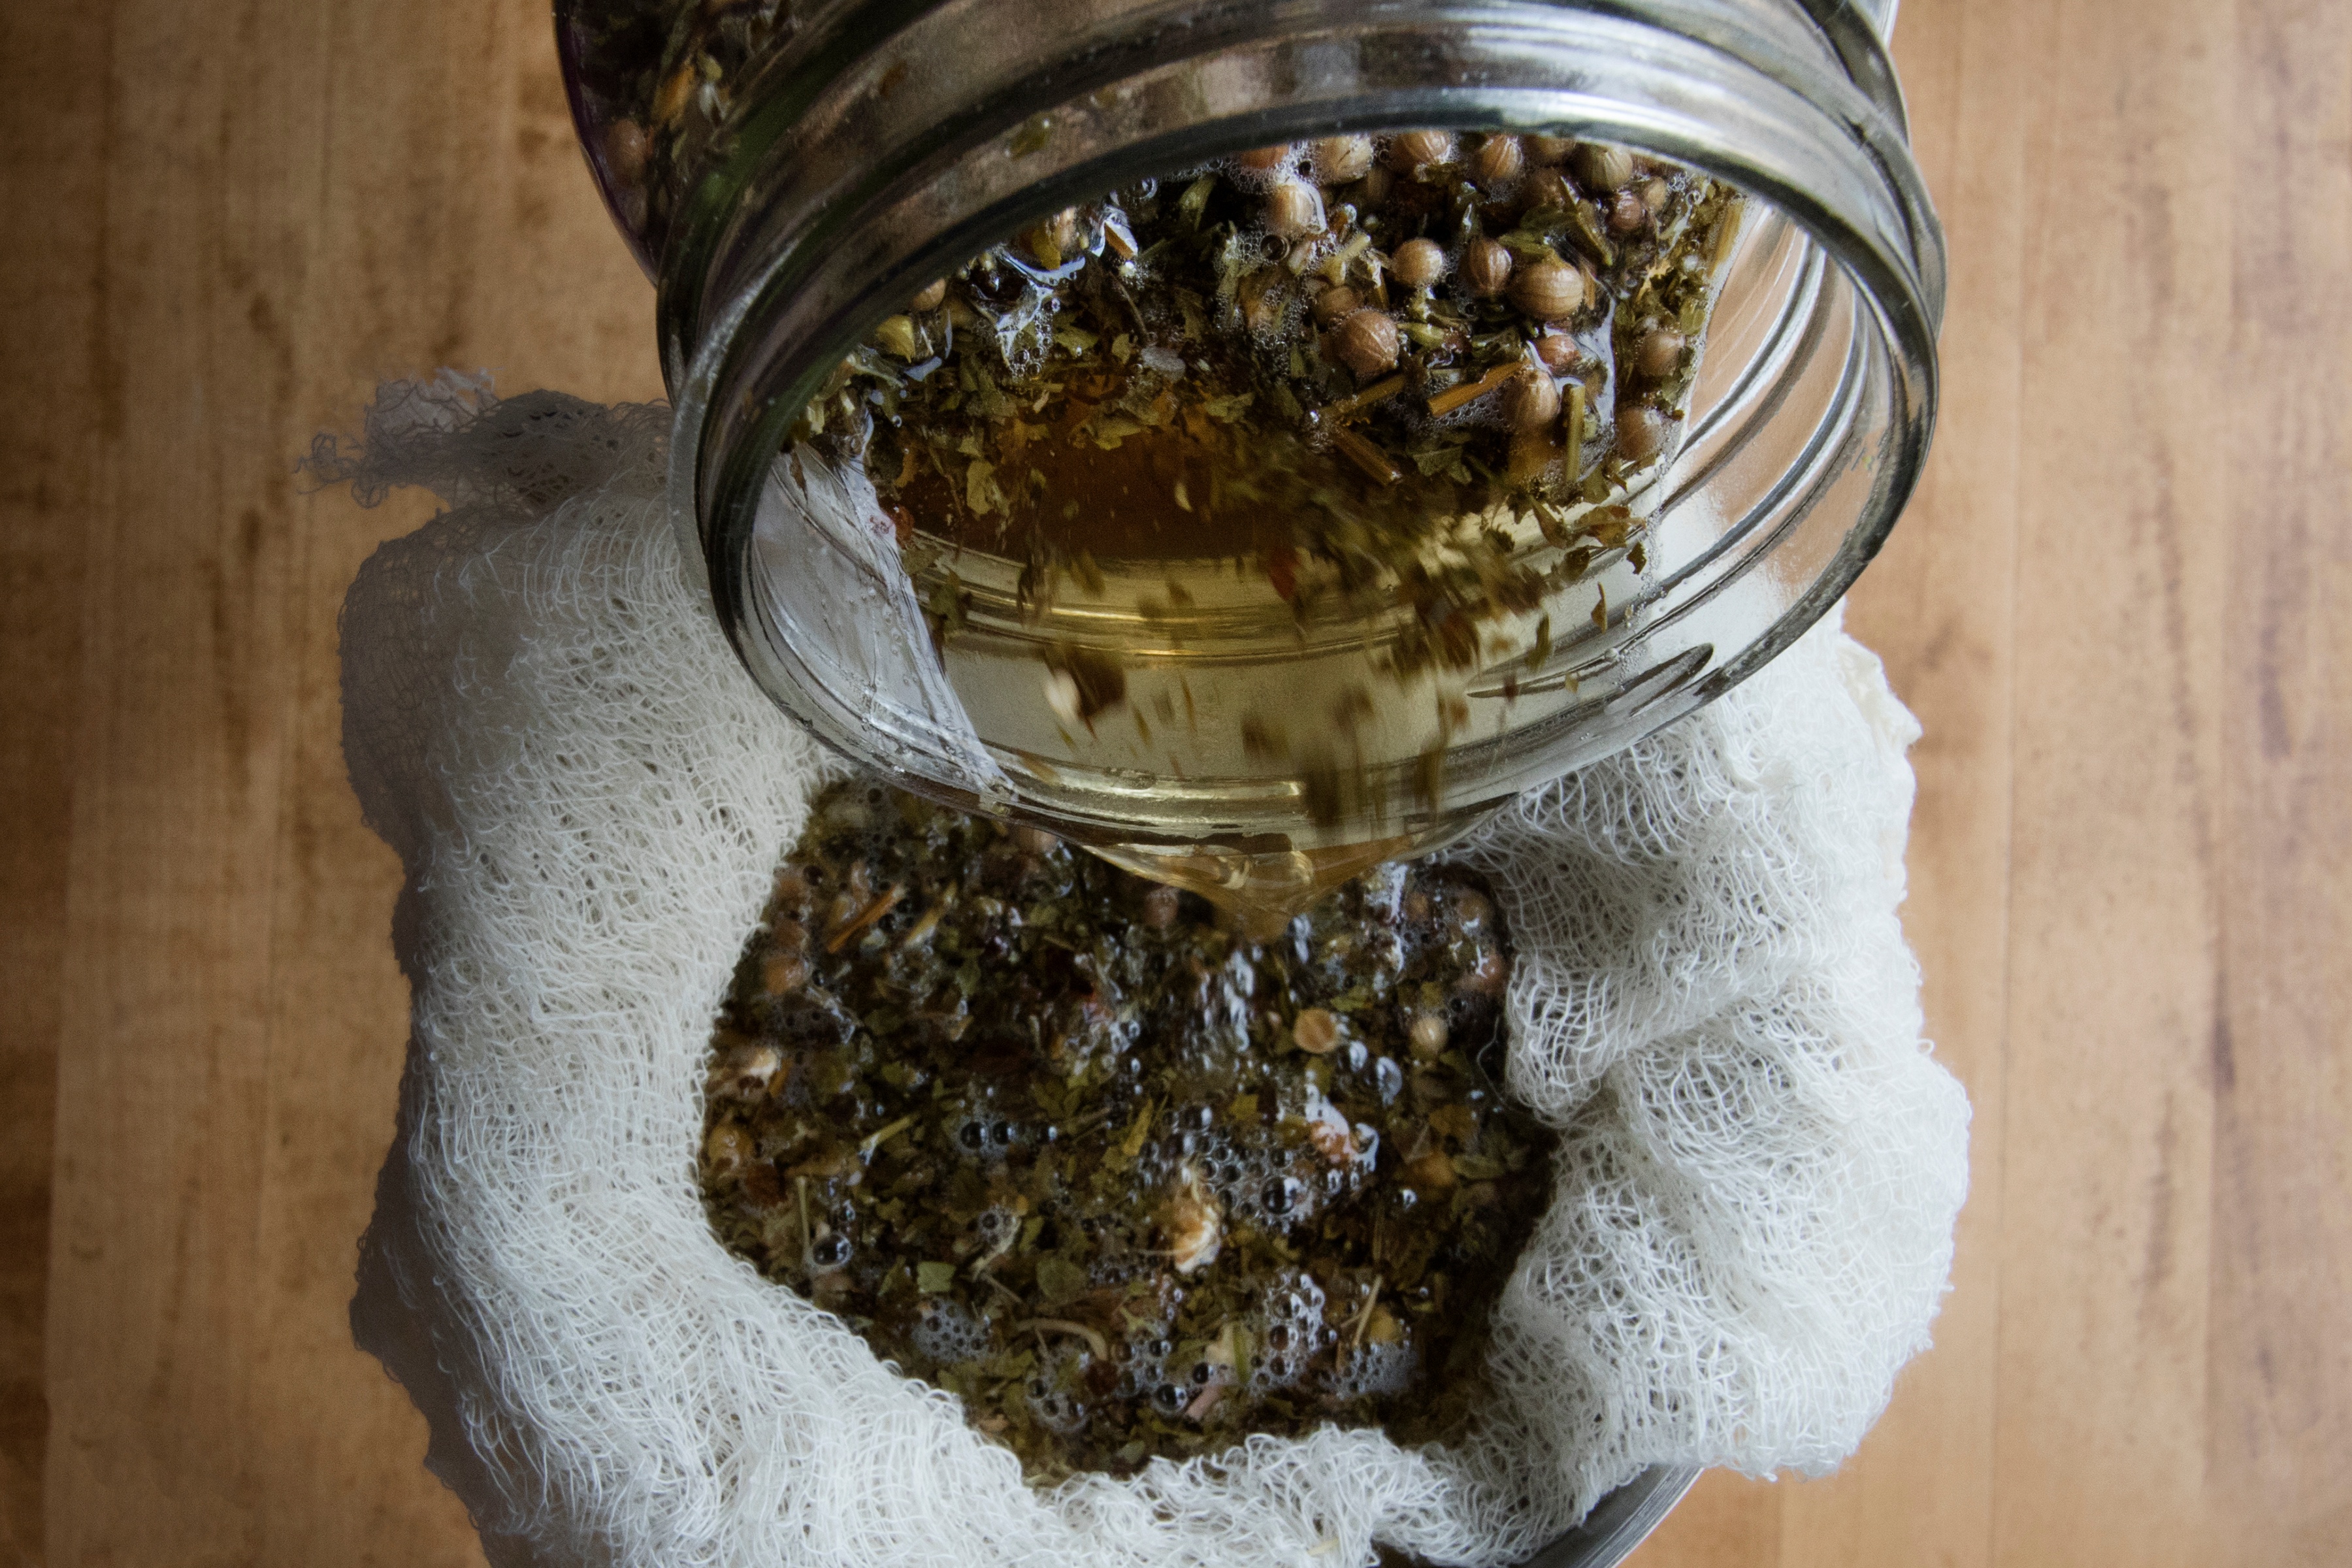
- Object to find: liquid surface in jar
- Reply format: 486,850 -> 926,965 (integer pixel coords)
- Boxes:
700,779 -> 1556,1482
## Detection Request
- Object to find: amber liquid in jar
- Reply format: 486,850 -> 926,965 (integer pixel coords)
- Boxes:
790,133 -> 1740,928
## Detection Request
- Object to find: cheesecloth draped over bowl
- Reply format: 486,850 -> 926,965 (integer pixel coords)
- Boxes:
329,376 -> 1968,1568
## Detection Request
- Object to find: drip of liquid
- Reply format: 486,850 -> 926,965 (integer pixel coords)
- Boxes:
1090,833 -> 1424,937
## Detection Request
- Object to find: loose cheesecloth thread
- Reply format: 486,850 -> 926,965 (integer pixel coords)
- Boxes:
331,376 -> 1968,1568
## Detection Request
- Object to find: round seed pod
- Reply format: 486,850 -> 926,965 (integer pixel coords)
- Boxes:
1311,135 -> 1376,183
602,119 -> 651,186
1311,284 -> 1362,327
1531,332 -> 1580,372
1460,237 -> 1514,297
1640,177 -> 1673,213
1386,129 -> 1457,172
1408,1011 -> 1450,1058
1264,180 -> 1328,240
908,278 -> 947,312
1500,365 -> 1561,431
1235,143 -> 1297,173
1509,258 -> 1586,321
1471,134 -> 1525,189
1520,167 -> 1575,213
1524,133 -> 1576,165
1333,308 -> 1402,377
1390,237 -> 1448,290
1608,190 -> 1649,236
1633,327 -> 1688,380
1617,404 -> 1669,461
1571,141 -> 1635,191
1293,1008 -> 1341,1054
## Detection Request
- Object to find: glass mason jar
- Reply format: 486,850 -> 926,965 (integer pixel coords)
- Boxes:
558,0 -> 1941,929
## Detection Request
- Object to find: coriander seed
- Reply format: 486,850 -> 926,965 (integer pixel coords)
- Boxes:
1618,404 -> 1668,461
1509,257 -> 1586,321
1633,327 -> 1687,380
908,278 -> 947,311
1471,133 -> 1526,188
1460,237 -> 1513,297
1263,180 -> 1327,240
1520,167 -> 1574,213
1608,190 -> 1649,235
603,118 -> 651,186
1387,129 -> 1456,172
1409,1011 -> 1450,1058
1532,332 -> 1579,371
1500,364 -> 1561,431
1571,141 -> 1634,191
1524,133 -> 1575,165
1333,308 -> 1402,376
1293,1007 -> 1341,1054
1390,237 -> 1448,289
1235,142 -> 1296,172
1311,135 -> 1376,182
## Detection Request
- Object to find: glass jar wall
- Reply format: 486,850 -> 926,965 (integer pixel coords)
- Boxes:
558,0 -> 1942,926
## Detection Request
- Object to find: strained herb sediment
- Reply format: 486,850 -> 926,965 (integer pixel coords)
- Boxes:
700,779 -> 1556,1480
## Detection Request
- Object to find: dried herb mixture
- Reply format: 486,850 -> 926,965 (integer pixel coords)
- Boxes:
822,129 -> 1739,634
701,779 -> 1556,1480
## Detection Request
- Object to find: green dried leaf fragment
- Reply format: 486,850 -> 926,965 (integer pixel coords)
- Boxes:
1176,174 -> 1215,229
1035,1255 -> 1089,1304
1009,114 -> 1054,157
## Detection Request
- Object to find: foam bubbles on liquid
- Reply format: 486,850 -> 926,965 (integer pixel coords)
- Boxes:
1249,1271 -> 1328,1395
1329,1335 -> 1419,1400
910,1298 -> 992,1366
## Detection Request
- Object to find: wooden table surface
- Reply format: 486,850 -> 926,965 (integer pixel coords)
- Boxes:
3,2 -> 2347,1564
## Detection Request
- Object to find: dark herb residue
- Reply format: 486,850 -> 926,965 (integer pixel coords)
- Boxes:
701,779 -> 1556,1481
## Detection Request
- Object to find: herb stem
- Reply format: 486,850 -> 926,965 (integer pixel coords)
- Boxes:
1346,1275 -> 1386,1351
1015,1318 -> 1112,1358
858,1115 -> 919,1157
827,885 -> 905,953
1425,361 -> 1520,418
1324,374 -> 1407,420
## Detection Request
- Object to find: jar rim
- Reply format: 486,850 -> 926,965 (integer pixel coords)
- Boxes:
661,0 -> 1942,835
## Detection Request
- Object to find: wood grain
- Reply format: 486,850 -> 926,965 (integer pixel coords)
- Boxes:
1,1 -> 2345,1565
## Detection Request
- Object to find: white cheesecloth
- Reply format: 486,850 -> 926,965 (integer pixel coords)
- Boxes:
330,376 -> 1969,1568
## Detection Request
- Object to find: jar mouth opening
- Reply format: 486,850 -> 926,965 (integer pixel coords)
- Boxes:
664,3 -> 1939,461
664,0 -> 1941,845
